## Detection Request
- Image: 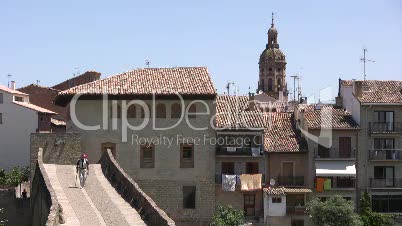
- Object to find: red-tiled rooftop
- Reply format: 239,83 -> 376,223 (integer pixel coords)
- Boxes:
13,101 -> 56,114
342,80 -> 402,104
0,84 -> 28,96
215,95 -> 265,129
264,112 -> 306,152
55,67 -> 216,106
300,105 -> 359,129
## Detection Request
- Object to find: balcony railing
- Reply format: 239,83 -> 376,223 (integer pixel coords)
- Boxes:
369,122 -> 402,133
369,149 -> 402,161
215,174 -> 265,185
286,206 -> 306,215
215,147 -> 262,156
277,176 -> 304,187
314,148 -> 356,159
370,178 -> 402,188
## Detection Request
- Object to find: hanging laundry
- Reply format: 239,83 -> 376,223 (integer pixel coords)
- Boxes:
324,179 -> 332,190
222,174 -> 237,191
316,177 -> 325,192
240,174 -> 262,191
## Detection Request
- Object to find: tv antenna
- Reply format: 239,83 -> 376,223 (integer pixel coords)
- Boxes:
290,75 -> 299,101
145,60 -> 150,68
7,74 -> 12,88
226,81 -> 235,95
36,80 -> 40,85
360,48 -> 375,80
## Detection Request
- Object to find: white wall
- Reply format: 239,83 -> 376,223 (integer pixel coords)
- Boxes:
0,91 -> 38,170
264,192 -> 286,220
340,85 -> 360,123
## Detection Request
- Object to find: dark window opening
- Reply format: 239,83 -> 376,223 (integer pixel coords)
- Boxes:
221,162 -> 235,175
272,197 -> 282,203
156,103 -> 166,118
246,162 -> 259,174
183,186 -> 196,209
140,144 -> 155,168
180,144 -> 194,168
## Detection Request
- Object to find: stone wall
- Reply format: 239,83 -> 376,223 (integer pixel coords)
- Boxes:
100,149 -> 175,226
31,148 -> 63,226
0,188 -> 31,226
30,133 -> 82,180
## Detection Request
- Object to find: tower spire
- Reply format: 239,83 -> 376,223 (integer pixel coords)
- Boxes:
271,12 -> 275,27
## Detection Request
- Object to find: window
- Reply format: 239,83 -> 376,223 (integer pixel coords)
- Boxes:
374,111 -> 394,131
187,104 -> 196,119
156,103 -> 166,118
14,96 -> 23,102
171,103 -> 182,118
268,78 -> 273,91
140,104 -> 151,118
246,162 -> 259,174
0,93 -> 3,103
374,138 -> 394,150
374,166 -> 394,187
277,79 -> 282,89
111,103 -> 121,118
183,186 -> 196,209
140,144 -> 154,168
221,162 -> 235,175
339,137 -> 352,158
127,105 -> 136,118
180,144 -> 194,168
372,195 -> 402,213
318,144 -> 330,158
272,197 -> 282,203
268,68 -> 272,71
0,113 -> 2,124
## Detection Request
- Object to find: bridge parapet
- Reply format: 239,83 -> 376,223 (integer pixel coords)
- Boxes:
31,148 -> 64,226
100,149 -> 176,226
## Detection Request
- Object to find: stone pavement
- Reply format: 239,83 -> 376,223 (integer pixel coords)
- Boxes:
44,164 -> 146,226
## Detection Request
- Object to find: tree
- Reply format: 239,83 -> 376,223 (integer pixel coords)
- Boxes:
359,191 -> 392,226
306,195 -> 362,226
211,205 -> 244,226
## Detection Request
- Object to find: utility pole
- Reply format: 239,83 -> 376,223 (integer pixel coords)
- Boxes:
226,81 -> 235,95
360,48 -> 375,80
290,75 -> 298,102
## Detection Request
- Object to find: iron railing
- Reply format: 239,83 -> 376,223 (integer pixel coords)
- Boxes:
314,148 -> 356,159
277,176 -> 304,187
369,149 -> 402,161
215,147 -> 262,156
369,122 -> 402,133
370,178 -> 402,188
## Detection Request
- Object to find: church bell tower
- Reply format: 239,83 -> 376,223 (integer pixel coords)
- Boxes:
258,13 -> 288,101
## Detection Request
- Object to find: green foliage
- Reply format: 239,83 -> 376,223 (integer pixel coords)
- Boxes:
0,166 -> 30,187
211,205 -> 244,226
359,191 -> 392,226
306,195 -> 362,226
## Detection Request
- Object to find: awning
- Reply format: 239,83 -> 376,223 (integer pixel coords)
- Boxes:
315,161 -> 356,177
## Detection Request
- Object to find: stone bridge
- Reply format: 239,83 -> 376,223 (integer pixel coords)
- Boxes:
31,134 -> 175,226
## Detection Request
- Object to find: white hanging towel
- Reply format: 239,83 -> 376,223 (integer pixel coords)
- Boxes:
222,174 -> 237,192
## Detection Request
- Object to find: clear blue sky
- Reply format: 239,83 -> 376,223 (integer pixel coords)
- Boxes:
1,0 -> 401,102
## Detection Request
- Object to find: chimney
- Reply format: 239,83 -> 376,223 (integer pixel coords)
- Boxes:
352,79 -> 363,98
11,81 -> 16,90
248,93 -> 255,110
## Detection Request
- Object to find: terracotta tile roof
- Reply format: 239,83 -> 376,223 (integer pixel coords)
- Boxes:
57,67 -> 215,97
356,80 -> 402,103
300,105 -> 359,129
263,112 -> 307,152
13,101 -> 56,114
284,188 -> 312,193
215,95 -> 265,129
0,85 -> 28,95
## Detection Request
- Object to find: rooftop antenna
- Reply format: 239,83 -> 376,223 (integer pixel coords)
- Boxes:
7,74 -> 12,88
145,60 -> 150,68
36,80 -> 40,85
290,75 -> 299,102
226,81 -> 235,95
297,76 -> 301,102
360,48 -> 375,80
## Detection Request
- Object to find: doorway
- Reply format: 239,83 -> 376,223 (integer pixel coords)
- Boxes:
244,194 -> 256,217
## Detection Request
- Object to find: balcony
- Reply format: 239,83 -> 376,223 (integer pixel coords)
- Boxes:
215,147 -> 262,156
286,206 -> 306,215
314,148 -> 356,159
277,176 -> 304,187
369,149 -> 402,161
215,174 -> 265,185
369,122 -> 402,134
370,178 -> 402,188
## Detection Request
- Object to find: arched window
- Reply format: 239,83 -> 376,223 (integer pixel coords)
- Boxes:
269,68 -> 272,72
111,103 -> 121,118
261,79 -> 265,91
171,103 -> 182,118
140,104 -> 151,118
268,78 -> 273,91
156,103 -> 166,118
127,105 -> 136,118
277,78 -> 282,89
188,103 -> 196,119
